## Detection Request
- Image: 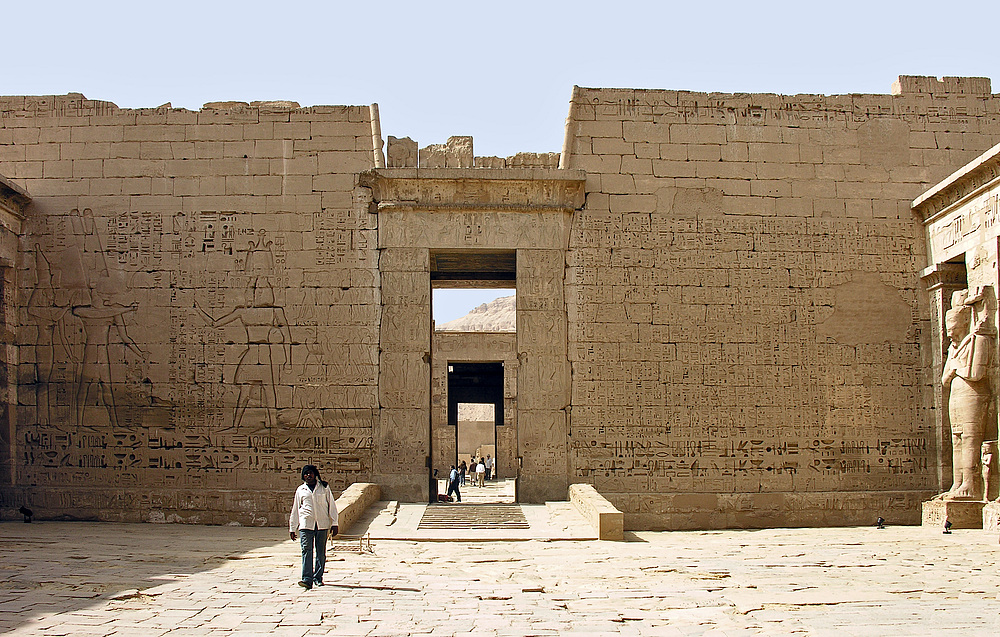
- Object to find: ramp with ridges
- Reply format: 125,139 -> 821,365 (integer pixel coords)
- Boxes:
417,503 -> 529,529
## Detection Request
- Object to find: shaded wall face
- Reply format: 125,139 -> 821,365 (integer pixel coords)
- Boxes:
564,85 -> 1000,528
0,217 -> 19,488
0,96 -> 378,524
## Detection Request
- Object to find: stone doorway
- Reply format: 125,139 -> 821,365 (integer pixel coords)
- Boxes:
364,167 -> 582,503
448,362 -> 509,502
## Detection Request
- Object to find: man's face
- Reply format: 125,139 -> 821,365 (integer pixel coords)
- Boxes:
303,470 -> 318,487
946,313 -> 968,345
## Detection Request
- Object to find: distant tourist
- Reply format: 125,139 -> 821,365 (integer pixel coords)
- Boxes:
289,465 -> 338,590
447,465 -> 462,502
476,458 -> 486,487
459,460 -> 468,486
485,455 -> 493,480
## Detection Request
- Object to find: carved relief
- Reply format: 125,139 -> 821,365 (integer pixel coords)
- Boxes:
386,136 -> 418,168
195,231 -> 291,430
419,136 -> 473,169
983,440 -> 998,502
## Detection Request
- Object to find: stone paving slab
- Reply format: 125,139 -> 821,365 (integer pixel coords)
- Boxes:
2,521 -> 1000,635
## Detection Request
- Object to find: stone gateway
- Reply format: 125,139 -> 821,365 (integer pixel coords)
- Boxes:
2,76 -> 1000,529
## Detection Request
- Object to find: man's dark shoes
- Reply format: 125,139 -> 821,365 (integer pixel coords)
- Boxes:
314,580 -> 324,586
298,580 -> 312,590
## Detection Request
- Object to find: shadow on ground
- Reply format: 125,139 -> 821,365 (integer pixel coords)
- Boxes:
0,521 -> 286,634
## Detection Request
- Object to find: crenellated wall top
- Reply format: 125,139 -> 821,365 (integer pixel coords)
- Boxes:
0,93 -> 371,123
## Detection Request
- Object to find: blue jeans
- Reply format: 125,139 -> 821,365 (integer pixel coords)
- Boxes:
299,527 -> 328,585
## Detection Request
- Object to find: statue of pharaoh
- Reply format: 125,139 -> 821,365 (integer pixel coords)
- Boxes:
941,288 -> 995,500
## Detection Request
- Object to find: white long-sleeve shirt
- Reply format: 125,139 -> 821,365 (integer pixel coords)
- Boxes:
289,482 -> 339,532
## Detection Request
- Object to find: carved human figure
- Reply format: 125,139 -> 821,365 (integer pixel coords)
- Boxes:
72,281 -> 145,429
941,288 -> 994,500
197,232 -> 292,430
982,440 -> 998,502
27,247 -> 72,424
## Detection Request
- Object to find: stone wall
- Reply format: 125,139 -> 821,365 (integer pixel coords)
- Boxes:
0,95 -> 378,524
561,78 -> 1000,528
4,78 -> 1000,528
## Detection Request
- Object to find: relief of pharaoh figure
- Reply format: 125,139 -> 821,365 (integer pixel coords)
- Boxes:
982,440 -> 998,502
941,287 -> 995,500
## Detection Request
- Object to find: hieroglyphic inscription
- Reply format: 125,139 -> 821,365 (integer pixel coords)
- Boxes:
927,191 -> 1000,264
568,199 -> 933,503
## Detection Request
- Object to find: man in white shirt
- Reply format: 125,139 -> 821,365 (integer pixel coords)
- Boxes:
289,465 -> 339,590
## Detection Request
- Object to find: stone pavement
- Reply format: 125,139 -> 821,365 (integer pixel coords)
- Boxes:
2,518 -> 1000,636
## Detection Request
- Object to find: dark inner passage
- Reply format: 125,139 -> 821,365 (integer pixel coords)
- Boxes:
447,362 -> 504,427
431,250 -> 516,287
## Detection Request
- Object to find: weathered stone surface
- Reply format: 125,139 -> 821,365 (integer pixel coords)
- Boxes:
4,77 -> 1000,527
922,498 -> 984,529
386,136 -> 417,168
569,483 -> 623,540
419,136 -> 473,169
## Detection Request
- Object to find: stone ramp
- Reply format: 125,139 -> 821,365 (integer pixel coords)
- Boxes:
417,503 -> 529,530
349,500 -> 597,541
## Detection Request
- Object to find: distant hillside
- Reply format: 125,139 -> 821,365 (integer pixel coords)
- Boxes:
437,294 -> 515,332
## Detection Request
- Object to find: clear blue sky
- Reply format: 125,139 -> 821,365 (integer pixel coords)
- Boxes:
6,0 -> 998,321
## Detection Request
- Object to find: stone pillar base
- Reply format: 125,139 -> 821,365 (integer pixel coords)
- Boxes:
922,498 -> 985,529
983,501 -> 1000,532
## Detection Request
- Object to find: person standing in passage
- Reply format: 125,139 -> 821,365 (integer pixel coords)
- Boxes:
289,465 -> 339,590
485,454 -> 493,480
447,464 -> 462,502
459,460 -> 467,486
476,458 -> 486,487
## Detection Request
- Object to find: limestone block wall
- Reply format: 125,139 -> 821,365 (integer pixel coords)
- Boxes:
562,78 -> 1000,528
0,95 -> 378,524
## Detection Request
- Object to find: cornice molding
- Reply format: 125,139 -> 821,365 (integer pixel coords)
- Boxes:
359,168 -> 586,212
0,174 -> 29,220
913,142 -> 1000,223
920,262 -> 967,291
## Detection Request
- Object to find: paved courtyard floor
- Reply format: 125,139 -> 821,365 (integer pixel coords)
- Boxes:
2,518 -> 999,636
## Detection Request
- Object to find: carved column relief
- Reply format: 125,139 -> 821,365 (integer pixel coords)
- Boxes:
517,249 -> 570,501
375,248 -> 430,500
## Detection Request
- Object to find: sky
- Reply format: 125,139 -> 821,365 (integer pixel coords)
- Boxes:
6,0 -> 999,321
